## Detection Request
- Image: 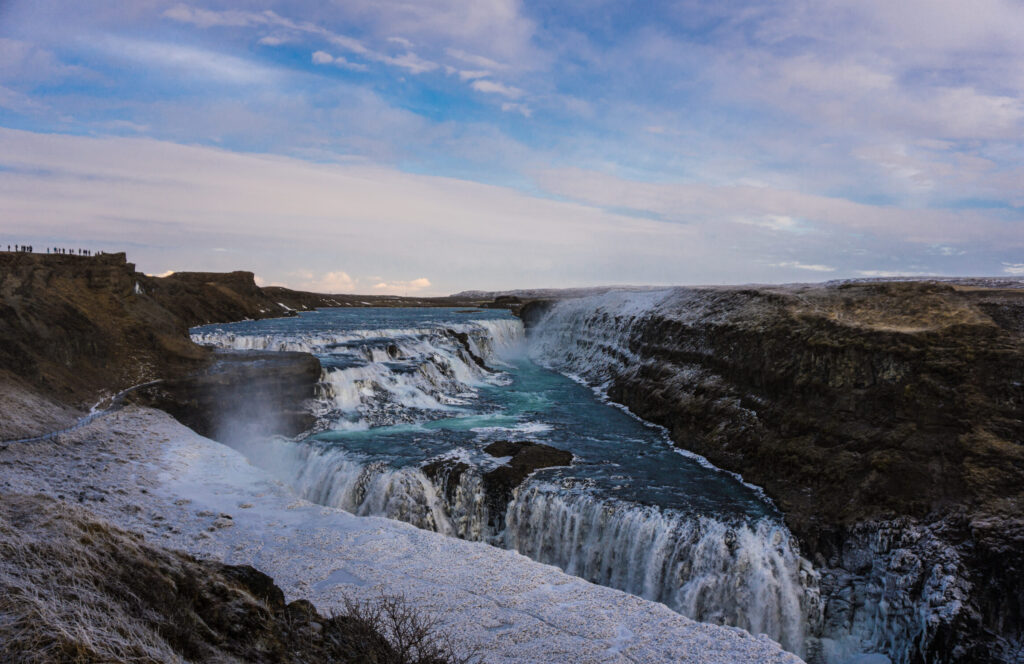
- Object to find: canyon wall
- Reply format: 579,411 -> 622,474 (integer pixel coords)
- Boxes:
523,282 -> 1024,663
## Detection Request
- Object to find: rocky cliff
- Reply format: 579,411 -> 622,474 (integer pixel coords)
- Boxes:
0,252 -> 322,439
523,282 -> 1024,663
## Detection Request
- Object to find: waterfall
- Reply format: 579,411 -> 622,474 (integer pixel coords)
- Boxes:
194,319 -> 525,429
192,310 -> 822,658
504,482 -> 818,655
230,430 -> 819,657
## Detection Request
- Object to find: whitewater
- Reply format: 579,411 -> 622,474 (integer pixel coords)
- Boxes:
192,306 -> 825,659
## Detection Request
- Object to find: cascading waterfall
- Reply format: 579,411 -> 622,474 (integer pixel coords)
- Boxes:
195,319 -> 523,428
505,482 -> 816,654
526,289 -> 673,382
231,434 -> 460,535
191,308 -> 820,659
232,429 -> 816,655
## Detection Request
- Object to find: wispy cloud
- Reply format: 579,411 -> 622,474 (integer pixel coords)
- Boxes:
294,270 -> 357,292
101,36 -> 279,84
772,261 -> 835,272
1004,263 -> 1024,276
856,270 -> 933,277
372,277 -> 431,294
164,4 -> 439,75
311,50 -> 369,72
445,48 -> 506,70
501,102 -> 532,117
0,129 -> 710,292
471,79 -> 523,98
457,69 -> 490,81
3,1 -> 1023,287
536,167 -> 1023,247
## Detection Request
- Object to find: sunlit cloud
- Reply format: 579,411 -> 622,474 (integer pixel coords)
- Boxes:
372,277 -> 432,294
471,79 -> 523,98
311,50 -> 368,72
772,262 -> 836,272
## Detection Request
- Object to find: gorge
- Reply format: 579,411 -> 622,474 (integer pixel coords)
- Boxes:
185,280 -> 1024,663
2,251 -> 1021,664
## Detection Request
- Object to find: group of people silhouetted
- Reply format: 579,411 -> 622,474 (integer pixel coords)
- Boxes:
5,245 -> 99,256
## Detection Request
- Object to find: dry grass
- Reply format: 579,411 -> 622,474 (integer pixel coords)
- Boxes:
0,493 -> 476,664
0,494 -> 193,663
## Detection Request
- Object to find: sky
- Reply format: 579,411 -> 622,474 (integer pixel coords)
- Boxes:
0,0 -> 1022,295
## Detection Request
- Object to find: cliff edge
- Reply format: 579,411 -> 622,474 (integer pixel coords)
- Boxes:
522,281 -> 1024,663
0,252 -> 324,440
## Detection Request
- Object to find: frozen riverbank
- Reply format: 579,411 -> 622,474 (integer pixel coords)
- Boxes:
0,406 -> 802,664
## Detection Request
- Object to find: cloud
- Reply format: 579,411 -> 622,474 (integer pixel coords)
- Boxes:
772,261 -> 835,272
296,271 -> 358,292
445,48 -> 506,71
0,128 -> 718,292
164,4 -> 437,75
471,79 -> 524,98
720,53 -> 1024,141
856,270 -> 933,277
1004,263 -> 1024,276
0,84 -> 49,113
380,52 -> 438,75
257,35 -> 288,46
311,50 -> 369,71
7,3 -> 1023,287
372,277 -> 432,294
500,102 -> 532,117
457,69 -> 491,81
101,37 -> 279,84
162,4 -> 260,29
535,167 -> 1021,246
0,38 -> 87,83
738,215 -> 803,232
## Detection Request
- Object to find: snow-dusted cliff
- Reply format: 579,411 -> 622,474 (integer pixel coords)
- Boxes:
522,283 -> 1024,664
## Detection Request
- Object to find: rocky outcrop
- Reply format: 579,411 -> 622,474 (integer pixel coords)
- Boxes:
0,252 -> 332,440
479,441 -> 574,530
0,250 -> 514,421
524,282 -> 1024,663
423,440 -> 573,532
141,270 -> 301,326
0,493 -> 403,664
0,252 -> 209,410
130,350 -> 323,440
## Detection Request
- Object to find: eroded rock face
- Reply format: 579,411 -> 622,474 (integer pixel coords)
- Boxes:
130,350 -> 323,440
523,282 -> 1024,663
0,253 -> 329,440
422,441 -> 573,533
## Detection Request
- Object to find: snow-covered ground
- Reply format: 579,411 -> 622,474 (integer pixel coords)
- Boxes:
0,406 -> 803,664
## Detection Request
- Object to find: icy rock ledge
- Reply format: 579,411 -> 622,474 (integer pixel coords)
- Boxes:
0,407 -> 803,664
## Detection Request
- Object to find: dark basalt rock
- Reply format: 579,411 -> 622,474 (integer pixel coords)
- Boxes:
130,350 -> 322,441
421,459 -> 471,503
445,328 -> 491,371
422,441 -> 573,532
481,441 -> 573,530
517,299 -> 555,328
